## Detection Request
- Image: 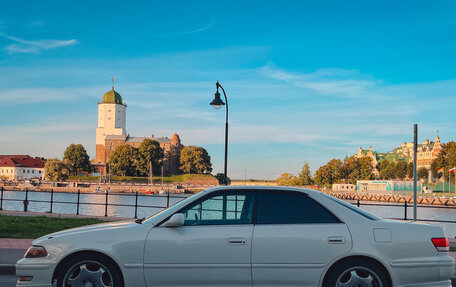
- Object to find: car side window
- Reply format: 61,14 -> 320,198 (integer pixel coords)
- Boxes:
257,192 -> 340,224
182,192 -> 254,226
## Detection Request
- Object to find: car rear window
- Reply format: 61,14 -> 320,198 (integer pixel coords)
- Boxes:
257,191 -> 341,224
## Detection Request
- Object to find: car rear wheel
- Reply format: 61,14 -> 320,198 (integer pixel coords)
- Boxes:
324,259 -> 390,287
55,253 -> 123,287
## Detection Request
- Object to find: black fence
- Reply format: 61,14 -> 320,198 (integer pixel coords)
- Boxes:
0,187 -> 455,225
351,199 -> 456,224
0,187 -> 188,218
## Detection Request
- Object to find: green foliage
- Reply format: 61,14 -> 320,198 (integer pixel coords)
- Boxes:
298,162 -> 314,185
406,162 -> 414,179
394,161 -> 407,180
314,159 -> 342,187
108,145 -> 138,176
378,160 -> 407,180
339,156 -> 374,184
214,173 -> 231,185
179,146 -> 212,174
0,215 -> 105,238
417,167 -> 429,181
63,144 -> 92,175
136,139 -> 165,176
44,158 -> 69,181
430,142 -> 456,179
276,173 -> 301,186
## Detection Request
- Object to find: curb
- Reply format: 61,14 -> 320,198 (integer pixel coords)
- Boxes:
0,264 -> 15,275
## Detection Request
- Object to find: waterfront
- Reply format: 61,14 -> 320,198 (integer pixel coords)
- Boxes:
0,190 -> 455,238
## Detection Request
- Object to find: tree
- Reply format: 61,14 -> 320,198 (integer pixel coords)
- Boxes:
314,159 -> 342,187
179,146 -> 212,174
276,173 -> 301,186
298,162 -> 314,185
214,173 -> 231,185
393,161 -> 407,180
63,144 -> 91,175
417,167 -> 429,181
406,162 -> 414,179
136,139 -> 164,176
44,158 -> 69,181
378,160 -> 395,179
430,142 -> 456,179
339,156 -> 374,184
108,145 -> 138,176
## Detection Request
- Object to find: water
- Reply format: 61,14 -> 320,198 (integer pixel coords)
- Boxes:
0,190 -> 189,220
1,190 -> 455,238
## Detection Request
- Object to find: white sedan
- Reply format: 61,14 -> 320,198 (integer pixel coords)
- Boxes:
16,186 -> 455,287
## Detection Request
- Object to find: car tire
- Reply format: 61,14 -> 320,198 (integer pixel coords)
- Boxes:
54,253 -> 123,287
323,258 -> 390,287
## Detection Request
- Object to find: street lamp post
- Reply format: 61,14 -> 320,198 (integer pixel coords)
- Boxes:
210,81 -> 229,185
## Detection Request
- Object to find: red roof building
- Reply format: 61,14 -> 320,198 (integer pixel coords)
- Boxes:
0,155 -> 46,181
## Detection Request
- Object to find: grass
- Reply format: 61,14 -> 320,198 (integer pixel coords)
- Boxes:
0,215 -> 107,239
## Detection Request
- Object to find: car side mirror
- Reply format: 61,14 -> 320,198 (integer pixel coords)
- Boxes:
162,213 -> 185,227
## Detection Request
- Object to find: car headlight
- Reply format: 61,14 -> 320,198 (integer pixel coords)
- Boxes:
25,245 -> 48,258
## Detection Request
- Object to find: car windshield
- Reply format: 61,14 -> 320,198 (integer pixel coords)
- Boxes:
322,193 -> 380,221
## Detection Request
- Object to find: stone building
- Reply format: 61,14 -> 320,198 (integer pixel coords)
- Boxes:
0,155 -> 46,181
355,136 -> 442,180
94,87 -> 183,175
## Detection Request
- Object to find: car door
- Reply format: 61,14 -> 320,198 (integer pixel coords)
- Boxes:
144,190 -> 255,287
251,191 -> 352,287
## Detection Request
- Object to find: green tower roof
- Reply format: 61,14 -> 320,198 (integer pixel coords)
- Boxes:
102,87 -> 123,104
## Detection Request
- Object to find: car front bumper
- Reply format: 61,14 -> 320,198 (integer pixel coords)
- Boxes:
15,258 -> 54,287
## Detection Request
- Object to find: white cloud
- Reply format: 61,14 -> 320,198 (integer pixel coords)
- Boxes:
1,33 -> 77,54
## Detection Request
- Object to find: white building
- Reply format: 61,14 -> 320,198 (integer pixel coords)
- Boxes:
0,155 -> 46,181
332,184 -> 356,192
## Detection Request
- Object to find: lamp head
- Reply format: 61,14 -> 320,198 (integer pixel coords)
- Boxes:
210,90 -> 225,109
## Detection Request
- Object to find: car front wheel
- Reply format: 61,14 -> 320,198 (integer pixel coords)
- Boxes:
55,253 -> 123,287
324,259 -> 390,287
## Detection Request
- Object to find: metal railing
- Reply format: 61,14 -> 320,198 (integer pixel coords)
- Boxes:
0,187 -> 455,225
351,199 -> 456,224
0,186 -> 188,218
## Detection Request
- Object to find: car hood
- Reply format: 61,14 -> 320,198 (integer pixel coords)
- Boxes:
33,220 -> 138,244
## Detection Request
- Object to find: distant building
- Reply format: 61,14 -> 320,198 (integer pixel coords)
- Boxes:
0,155 -> 46,181
355,136 -> 442,179
94,86 -> 183,175
332,183 -> 356,192
357,180 -> 422,193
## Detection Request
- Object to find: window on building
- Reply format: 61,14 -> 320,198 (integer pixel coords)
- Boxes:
27,170 -> 29,173
23,170 -> 25,173
39,171 -> 41,174
32,170 -> 34,174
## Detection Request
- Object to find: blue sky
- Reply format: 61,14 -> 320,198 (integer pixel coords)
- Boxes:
1,1 -> 456,179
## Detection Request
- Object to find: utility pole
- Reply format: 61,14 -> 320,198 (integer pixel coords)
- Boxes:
413,124 -> 417,222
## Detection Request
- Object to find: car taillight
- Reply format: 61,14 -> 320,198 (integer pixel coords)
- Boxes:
431,238 -> 449,252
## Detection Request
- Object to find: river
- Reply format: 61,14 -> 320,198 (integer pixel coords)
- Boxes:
1,190 -> 455,238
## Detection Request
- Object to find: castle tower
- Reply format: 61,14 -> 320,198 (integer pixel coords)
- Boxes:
95,87 -> 127,163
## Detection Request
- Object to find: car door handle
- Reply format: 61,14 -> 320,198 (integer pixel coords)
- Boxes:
328,236 -> 346,244
228,237 -> 247,245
